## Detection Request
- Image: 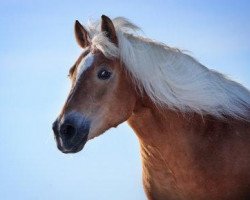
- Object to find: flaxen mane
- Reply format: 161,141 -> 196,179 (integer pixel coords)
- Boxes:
83,17 -> 250,120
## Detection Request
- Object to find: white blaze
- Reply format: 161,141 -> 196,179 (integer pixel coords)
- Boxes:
77,53 -> 95,80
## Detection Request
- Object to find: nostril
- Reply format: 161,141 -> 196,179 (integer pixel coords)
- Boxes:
60,124 -> 77,141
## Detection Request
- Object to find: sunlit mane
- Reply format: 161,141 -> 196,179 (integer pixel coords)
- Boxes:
85,17 -> 250,120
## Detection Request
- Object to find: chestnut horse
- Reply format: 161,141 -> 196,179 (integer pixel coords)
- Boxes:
52,15 -> 250,200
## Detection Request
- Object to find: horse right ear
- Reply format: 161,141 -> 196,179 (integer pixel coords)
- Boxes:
74,20 -> 90,48
101,15 -> 118,45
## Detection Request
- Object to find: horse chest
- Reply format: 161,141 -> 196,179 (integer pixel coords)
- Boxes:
141,154 -> 203,200
141,143 -> 250,200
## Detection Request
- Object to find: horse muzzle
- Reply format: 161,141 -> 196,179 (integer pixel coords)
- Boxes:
52,112 -> 90,153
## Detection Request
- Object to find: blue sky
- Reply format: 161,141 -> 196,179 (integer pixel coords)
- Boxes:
0,1 -> 250,199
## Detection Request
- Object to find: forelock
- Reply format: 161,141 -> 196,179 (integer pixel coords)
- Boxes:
91,32 -> 119,58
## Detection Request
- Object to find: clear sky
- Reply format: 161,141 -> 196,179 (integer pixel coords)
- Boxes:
0,1 -> 250,199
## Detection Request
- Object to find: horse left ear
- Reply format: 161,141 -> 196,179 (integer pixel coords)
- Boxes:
74,20 -> 90,48
101,15 -> 118,45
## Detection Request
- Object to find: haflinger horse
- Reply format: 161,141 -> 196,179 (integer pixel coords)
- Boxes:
52,15 -> 250,200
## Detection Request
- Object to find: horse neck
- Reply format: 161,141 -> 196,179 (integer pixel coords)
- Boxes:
128,96 -> 248,158
128,96 -> 250,199
127,99 -> 201,198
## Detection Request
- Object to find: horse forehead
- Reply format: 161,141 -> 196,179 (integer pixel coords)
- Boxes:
77,52 -> 95,79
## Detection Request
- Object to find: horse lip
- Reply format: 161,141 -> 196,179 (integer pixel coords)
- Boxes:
61,144 -> 84,154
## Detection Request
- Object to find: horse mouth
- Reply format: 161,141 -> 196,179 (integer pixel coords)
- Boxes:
55,133 -> 88,154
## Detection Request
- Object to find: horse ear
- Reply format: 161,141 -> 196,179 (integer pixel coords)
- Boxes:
101,15 -> 118,45
74,20 -> 90,48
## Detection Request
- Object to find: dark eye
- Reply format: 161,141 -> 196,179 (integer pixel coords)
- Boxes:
97,69 -> 112,80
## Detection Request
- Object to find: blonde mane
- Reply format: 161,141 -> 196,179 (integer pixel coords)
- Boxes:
85,17 -> 250,120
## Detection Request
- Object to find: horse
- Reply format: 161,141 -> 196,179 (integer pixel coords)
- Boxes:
52,15 -> 250,200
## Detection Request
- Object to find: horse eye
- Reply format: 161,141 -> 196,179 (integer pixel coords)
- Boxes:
97,69 -> 112,80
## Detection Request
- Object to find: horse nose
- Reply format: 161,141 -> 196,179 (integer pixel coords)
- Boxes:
52,112 -> 90,153
59,122 -> 77,141
52,120 -> 59,136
